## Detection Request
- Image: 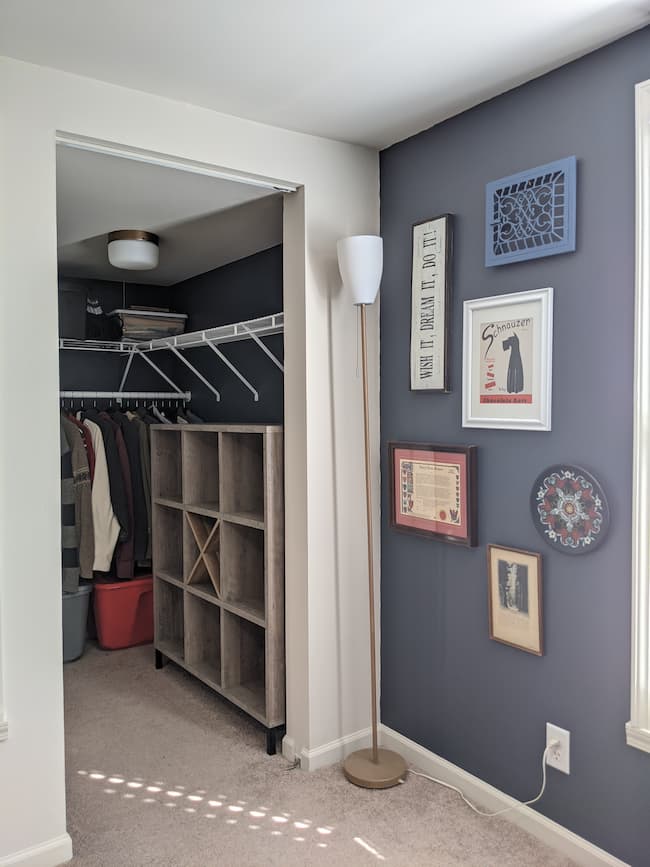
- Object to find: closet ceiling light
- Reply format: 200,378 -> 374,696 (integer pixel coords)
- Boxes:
107,229 -> 159,271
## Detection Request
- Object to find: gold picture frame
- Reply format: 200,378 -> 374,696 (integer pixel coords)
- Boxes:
487,544 -> 543,655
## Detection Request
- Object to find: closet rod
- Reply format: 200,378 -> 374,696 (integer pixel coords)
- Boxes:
59,391 -> 191,400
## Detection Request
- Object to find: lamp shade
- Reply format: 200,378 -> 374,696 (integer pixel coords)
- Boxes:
108,230 -> 159,271
337,235 -> 383,305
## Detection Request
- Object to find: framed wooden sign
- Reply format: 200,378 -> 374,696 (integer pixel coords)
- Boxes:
410,214 -> 453,392
487,544 -> 543,655
389,442 -> 477,546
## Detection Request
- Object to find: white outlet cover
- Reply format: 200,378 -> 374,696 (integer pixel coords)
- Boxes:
546,723 -> 570,774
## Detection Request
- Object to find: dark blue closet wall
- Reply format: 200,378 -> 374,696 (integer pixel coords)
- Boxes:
171,245 -> 283,423
379,27 -> 650,864
58,277 -> 178,394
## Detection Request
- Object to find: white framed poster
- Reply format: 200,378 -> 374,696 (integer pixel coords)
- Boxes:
410,214 -> 453,392
462,287 -> 553,430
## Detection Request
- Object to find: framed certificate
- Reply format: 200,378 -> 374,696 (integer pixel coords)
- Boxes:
389,442 -> 477,546
410,214 -> 453,392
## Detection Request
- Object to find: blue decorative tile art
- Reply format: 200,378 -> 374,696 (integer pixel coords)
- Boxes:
485,156 -> 576,267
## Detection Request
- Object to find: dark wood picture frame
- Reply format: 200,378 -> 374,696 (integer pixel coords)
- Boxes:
410,213 -> 453,393
487,544 -> 543,656
389,441 -> 477,547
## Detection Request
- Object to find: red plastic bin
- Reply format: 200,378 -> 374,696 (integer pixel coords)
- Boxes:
94,575 -> 154,650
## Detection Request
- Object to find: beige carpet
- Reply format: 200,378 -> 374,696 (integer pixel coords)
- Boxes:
64,644 -> 573,866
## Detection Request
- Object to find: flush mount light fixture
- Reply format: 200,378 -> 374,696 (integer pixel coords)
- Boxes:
107,229 -> 159,270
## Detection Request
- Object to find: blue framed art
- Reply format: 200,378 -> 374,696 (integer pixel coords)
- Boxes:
485,156 -> 576,267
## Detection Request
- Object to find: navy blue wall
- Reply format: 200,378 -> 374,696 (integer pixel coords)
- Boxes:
171,245 -> 283,423
58,277 -> 178,394
379,27 -> 650,865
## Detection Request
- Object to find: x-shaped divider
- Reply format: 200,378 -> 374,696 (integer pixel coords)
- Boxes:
185,512 -> 221,597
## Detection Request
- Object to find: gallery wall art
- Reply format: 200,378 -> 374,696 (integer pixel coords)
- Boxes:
462,287 -> 554,430
485,156 -> 576,267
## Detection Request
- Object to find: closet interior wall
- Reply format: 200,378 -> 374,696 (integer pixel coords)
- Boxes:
58,244 -> 284,422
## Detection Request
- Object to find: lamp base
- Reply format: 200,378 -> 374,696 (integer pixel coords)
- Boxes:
343,748 -> 408,789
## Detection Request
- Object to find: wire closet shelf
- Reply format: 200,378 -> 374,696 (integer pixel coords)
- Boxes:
59,312 -> 284,403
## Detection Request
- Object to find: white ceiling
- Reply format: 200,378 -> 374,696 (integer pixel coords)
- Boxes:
56,146 -> 283,285
1,1 -> 648,148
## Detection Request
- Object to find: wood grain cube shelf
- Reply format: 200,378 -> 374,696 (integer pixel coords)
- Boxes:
152,424 -> 284,754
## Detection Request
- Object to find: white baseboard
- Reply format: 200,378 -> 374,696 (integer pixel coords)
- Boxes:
282,734 -> 297,762
300,726 -> 372,771
380,725 -> 627,867
0,834 -> 72,867
625,721 -> 650,753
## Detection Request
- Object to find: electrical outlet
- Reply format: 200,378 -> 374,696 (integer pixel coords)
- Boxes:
546,723 -> 570,774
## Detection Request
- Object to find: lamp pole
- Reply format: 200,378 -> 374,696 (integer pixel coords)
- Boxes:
360,302 -> 379,761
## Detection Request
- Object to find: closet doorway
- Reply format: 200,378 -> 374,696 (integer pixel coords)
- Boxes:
56,140 -> 291,857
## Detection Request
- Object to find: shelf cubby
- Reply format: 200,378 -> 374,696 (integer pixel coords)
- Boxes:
220,432 -> 264,525
151,429 -> 182,503
222,611 -> 266,721
152,504 -> 183,582
221,520 -> 264,623
184,594 -> 221,688
154,578 -> 184,662
182,429 -> 219,511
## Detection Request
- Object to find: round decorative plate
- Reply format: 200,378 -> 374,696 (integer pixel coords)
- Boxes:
530,464 -> 609,555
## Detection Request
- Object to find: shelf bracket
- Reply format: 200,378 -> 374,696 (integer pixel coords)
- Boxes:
205,338 -> 259,401
118,350 -> 135,392
167,345 -> 221,402
240,322 -> 284,373
134,348 -> 189,396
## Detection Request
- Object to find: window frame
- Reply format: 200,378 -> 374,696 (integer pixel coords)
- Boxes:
628,78 -> 650,753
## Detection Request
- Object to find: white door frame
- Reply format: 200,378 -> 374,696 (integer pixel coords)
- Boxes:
627,77 -> 650,753
54,132 -> 303,750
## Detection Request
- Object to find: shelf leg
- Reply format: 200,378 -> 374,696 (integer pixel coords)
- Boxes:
266,725 -> 284,756
155,649 -> 166,670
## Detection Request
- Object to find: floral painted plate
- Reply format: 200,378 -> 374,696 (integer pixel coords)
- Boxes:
530,464 -> 609,555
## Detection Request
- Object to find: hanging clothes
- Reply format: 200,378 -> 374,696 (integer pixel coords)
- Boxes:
100,412 -> 135,580
61,420 -> 80,593
114,411 -> 148,562
84,418 -> 121,572
60,397 -> 203,583
84,409 -> 130,541
61,413 -> 94,580
66,413 -> 96,482
128,412 -> 152,560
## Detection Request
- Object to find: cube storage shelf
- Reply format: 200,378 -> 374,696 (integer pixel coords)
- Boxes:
151,424 -> 284,754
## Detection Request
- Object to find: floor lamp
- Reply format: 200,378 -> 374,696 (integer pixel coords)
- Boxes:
337,235 -> 407,789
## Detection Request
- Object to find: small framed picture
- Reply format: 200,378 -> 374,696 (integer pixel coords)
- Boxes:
410,214 -> 453,392
462,287 -> 553,430
389,442 -> 477,547
487,544 -> 543,655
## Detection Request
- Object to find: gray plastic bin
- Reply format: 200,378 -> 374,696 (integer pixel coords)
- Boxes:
62,585 -> 92,662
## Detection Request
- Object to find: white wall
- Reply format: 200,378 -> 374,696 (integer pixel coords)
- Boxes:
0,56 -> 379,862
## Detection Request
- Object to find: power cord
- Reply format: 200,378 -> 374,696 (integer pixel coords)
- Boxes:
407,742 -> 557,818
